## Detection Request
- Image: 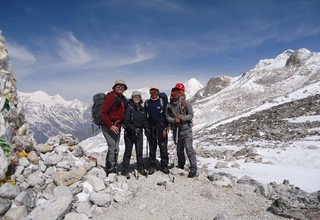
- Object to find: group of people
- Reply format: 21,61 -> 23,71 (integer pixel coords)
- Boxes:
100,79 -> 197,179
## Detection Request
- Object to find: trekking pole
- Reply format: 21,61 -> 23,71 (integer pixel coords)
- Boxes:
168,125 -> 179,183
145,137 -> 149,178
173,126 -> 179,169
133,131 -> 140,180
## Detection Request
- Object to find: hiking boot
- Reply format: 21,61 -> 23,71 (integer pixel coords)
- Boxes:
121,170 -> 130,179
148,167 -> 156,175
161,166 -> 170,174
137,168 -> 147,176
188,168 -> 197,178
105,166 -> 117,176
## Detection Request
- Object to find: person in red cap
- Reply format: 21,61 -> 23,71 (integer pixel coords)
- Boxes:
101,79 -> 127,175
166,83 -> 197,178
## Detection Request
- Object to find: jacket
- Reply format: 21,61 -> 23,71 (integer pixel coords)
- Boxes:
166,97 -> 193,130
144,98 -> 167,130
124,100 -> 147,131
101,91 -> 126,128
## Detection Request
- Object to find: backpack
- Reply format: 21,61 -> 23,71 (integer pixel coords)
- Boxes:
92,92 -> 128,126
92,93 -> 107,126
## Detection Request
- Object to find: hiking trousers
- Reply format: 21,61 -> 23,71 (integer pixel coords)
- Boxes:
176,126 -> 197,170
148,128 -> 169,168
123,130 -> 144,170
102,126 -> 120,169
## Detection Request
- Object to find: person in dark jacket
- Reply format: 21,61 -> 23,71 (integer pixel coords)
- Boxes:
121,91 -> 148,178
165,85 -> 197,178
101,79 -> 127,175
144,86 -> 169,174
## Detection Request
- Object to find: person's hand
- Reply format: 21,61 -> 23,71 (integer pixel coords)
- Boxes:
110,125 -> 119,134
175,115 -> 182,123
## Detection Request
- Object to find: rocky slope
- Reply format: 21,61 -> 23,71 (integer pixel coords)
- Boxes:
196,93 -> 320,145
192,49 -> 320,133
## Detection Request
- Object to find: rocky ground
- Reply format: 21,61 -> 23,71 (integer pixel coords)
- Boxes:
94,172 -> 285,220
1,133 -> 319,220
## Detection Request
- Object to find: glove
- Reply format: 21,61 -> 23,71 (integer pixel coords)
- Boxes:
145,128 -> 151,139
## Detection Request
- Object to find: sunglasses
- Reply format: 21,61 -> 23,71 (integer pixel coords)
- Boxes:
115,85 -> 125,89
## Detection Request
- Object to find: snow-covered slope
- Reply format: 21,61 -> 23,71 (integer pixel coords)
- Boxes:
193,48 -> 320,133
18,91 -> 92,143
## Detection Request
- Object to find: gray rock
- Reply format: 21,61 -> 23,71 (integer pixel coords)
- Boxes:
0,182 -> 20,199
88,192 -> 112,207
14,189 -> 36,212
18,157 -> 30,167
86,175 -> 106,192
0,148 -> 8,180
52,167 -> 86,186
214,161 -> 228,169
72,145 -> 84,157
69,181 -> 84,195
237,175 -> 263,189
27,151 -> 39,164
76,201 -> 92,218
43,153 -> 63,166
36,143 -> 54,153
27,172 -> 44,186
3,205 -> 28,220
33,186 -> 73,220
0,197 -> 11,215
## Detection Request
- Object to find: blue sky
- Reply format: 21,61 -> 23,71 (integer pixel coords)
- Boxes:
1,0 -> 320,103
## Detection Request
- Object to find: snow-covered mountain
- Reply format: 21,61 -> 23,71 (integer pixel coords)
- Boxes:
192,48 -> 320,133
184,78 -> 204,100
18,91 -> 92,143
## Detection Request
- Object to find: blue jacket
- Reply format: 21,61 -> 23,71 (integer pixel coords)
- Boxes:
144,98 -> 167,130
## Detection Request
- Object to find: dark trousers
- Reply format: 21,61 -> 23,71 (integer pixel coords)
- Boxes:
148,127 -> 168,168
123,130 -> 144,170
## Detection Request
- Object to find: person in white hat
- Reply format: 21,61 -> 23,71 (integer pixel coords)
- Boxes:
101,79 -> 127,175
121,91 -> 148,178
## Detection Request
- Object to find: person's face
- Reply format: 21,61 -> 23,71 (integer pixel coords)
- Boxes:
133,95 -> 141,104
171,88 -> 181,99
114,84 -> 125,94
150,89 -> 159,99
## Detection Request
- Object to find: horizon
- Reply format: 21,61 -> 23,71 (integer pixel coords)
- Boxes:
1,0 -> 320,103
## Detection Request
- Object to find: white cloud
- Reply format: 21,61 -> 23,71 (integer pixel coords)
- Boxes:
7,42 -> 37,64
56,32 -> 93,66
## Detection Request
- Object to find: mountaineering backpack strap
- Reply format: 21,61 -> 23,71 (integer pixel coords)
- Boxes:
92,93 -> 107,126
145,98 -> 164,111
127,103 -> 135,123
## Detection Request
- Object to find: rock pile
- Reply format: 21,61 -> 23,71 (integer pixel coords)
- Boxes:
0,133 -> 140,219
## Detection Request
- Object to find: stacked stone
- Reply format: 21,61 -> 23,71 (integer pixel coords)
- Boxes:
0,133 -> 137,219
